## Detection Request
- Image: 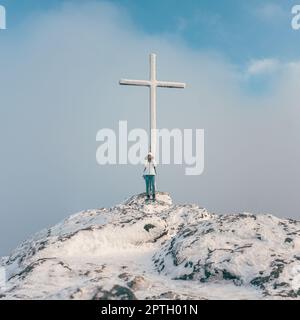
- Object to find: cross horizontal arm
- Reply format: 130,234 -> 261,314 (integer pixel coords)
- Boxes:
157,81 -> 186,89
119,79 -> 151,87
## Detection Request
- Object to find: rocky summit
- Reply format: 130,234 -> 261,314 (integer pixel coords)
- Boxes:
0,192 -> 300,300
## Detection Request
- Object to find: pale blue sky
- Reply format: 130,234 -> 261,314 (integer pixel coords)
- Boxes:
1,0 -> 299,63
1,1 -> 300,256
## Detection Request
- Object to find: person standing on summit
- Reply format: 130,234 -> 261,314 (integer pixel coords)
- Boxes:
143,152 -> 157,201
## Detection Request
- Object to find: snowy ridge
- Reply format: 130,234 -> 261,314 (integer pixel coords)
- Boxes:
0,192 -> 300,300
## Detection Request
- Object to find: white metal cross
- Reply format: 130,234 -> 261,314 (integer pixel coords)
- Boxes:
119,53 -> 186,158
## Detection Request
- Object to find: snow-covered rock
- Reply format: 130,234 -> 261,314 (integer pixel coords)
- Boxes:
0,192 -> 300,300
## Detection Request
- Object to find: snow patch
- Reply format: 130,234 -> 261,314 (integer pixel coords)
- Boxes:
1,193 -> 299,300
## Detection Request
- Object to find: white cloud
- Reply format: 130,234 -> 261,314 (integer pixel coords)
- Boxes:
247,58 -> 280,76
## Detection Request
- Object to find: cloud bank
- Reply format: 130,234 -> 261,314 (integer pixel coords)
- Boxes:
0,1 -> 300,255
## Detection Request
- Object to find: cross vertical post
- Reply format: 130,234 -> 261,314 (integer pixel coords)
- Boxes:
150,53 -> 157,155
119,53 -> 186,159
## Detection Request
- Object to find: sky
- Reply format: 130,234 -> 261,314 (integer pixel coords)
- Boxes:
2,0 -> 300,63
0,0 -> 300,255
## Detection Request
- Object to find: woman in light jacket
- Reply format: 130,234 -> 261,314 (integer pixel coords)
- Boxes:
143,152 -> 157,201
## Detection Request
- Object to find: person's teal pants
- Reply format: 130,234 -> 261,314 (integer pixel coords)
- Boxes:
144,175 -> 156,197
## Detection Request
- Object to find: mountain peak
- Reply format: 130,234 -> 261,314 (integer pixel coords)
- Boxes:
122,192 -> 173,213
0,194 -> 299,300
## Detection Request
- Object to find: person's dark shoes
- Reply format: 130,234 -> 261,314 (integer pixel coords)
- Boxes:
146,195 -> 150,201
152,194 -> 156,201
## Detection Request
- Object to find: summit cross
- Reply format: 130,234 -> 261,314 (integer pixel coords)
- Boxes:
119,53 -> 186,158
